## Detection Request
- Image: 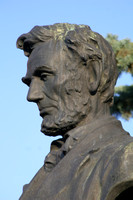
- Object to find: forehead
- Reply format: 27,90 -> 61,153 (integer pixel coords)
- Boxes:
26,40 -> 64,78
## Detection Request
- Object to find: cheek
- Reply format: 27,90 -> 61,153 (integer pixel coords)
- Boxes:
65,79 -> 82,95
40,78 -> 59,102
51,74 -> 68,96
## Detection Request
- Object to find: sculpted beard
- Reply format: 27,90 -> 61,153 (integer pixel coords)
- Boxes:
41,79 -> 91,136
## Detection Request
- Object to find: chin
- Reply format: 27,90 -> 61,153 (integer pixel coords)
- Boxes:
41,122 -> 76,137
41,127 -> 60,136
41,116 -> 59,136
40,109 -> 88,137
41,117 -> 77,137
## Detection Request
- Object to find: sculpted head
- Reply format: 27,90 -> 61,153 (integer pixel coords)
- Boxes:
17,23 -> 118,136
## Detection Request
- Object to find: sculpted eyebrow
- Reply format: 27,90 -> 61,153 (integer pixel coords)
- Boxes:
33,66 -> 54,76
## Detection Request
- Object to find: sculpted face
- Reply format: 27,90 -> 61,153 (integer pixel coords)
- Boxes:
22,40 -> 90,136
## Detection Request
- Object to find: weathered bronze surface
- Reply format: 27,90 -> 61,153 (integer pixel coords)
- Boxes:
17,23 -> 133,200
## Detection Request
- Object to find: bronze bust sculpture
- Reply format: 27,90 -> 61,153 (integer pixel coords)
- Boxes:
17,23 -> 133,200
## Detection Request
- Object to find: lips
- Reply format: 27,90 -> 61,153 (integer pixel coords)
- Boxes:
40,108 -> 48,118
39,107 -> 54,118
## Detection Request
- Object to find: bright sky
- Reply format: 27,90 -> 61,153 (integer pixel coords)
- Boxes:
1,0 -> 133,199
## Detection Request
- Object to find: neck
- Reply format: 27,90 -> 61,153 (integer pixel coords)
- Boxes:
77,94 -> 110,127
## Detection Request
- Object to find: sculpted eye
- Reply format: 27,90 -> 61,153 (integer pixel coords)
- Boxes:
40,72 -> 50,81
34,67 -> 54,81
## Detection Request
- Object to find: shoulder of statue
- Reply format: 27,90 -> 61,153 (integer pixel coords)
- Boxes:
19,166 -> 47,199
120,140 -> 133,175
96,139 -> 133,200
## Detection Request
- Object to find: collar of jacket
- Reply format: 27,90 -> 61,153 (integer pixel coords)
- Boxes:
44,116 -> 122,171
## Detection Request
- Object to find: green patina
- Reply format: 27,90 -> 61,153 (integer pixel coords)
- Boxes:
90,31 -> 96,39
50,23 -> 87,40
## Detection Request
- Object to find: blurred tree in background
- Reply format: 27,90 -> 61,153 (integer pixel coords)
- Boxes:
106,34 -> 133,119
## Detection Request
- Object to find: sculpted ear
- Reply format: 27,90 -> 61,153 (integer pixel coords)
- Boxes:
87,60 -> 101,95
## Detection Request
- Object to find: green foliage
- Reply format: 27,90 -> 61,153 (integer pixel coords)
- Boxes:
106,34 -> 133,75
111,85 -> 133,119
106,34 -> 133,119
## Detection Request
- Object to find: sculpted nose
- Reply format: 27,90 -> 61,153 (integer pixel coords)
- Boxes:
27,79 -> 44,102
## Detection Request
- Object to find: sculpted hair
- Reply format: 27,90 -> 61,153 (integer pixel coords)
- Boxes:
17,23 -> 118,105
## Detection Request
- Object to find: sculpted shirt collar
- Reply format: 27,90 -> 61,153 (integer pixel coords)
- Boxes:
44,116 -> 123,172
